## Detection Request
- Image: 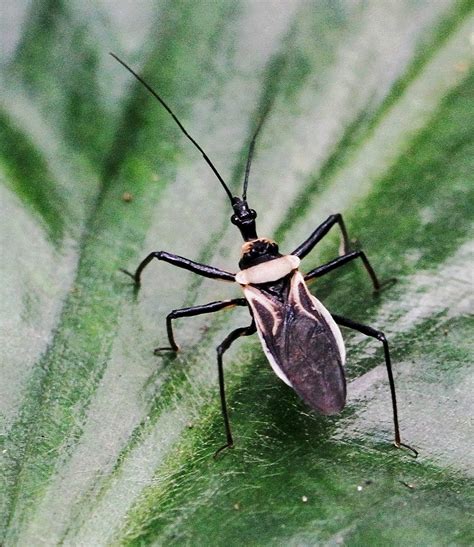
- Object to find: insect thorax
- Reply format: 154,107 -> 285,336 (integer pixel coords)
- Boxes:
236,238 -> 300,285
239,237 -> 281,269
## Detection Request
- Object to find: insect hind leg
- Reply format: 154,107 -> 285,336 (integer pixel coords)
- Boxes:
214,321 -> 257,458
332,314 -> 417,458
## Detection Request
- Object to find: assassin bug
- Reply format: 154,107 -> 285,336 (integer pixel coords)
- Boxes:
112,53 -> 417,458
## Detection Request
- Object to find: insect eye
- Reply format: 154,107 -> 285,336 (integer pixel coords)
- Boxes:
230,214 -> 239,225
249,209 -> 257,219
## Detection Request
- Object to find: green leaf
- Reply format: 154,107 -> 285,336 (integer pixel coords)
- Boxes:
1,1 -> 473,545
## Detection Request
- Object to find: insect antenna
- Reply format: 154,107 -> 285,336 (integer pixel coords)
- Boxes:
242,101 -> 272,201
110,52 -> 234,203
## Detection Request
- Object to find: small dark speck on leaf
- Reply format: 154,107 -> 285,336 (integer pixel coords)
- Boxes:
122,192 -> 133,202
400,480 -> 415,489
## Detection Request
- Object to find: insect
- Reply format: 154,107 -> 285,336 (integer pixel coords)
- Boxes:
112,53 -> 416,458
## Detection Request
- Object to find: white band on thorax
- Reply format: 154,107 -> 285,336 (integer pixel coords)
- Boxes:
235,255 -> 300,285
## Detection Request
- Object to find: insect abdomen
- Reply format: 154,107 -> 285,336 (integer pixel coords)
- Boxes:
243,271 -> 346,415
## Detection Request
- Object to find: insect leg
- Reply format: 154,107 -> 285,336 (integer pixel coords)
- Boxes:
155,298 -> 248,353
215,321 -> 257,458
121,251 -> 235,286
291,214 -> 351,258
332,314 -> 418,457
304,251 -> 395,293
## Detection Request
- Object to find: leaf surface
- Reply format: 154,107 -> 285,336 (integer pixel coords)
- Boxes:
0,1 -> 473,545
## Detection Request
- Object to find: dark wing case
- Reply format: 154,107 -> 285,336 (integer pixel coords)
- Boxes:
244,271 -> 346,415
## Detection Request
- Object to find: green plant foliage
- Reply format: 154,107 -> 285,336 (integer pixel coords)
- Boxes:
0,1 -> 473,545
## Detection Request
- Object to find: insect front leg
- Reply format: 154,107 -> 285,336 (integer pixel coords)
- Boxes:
291,213 -> 351,258
155,298 -> 248,353
215,321 -> 257,458
332,314 -> 418,457
121,250 -> 236,286
304,251 -> 395,293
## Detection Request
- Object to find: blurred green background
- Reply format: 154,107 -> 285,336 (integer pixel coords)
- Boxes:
0,1 -> 473,545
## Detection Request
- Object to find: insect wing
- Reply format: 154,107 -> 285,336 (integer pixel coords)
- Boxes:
244,271 -> 346,415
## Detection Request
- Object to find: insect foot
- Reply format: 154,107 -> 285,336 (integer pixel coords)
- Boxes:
213,442 -> 234,460
394,441 -> 419,458
373,276 -> 397,296
153,346 -> 179,355
120,268 -> 137,281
